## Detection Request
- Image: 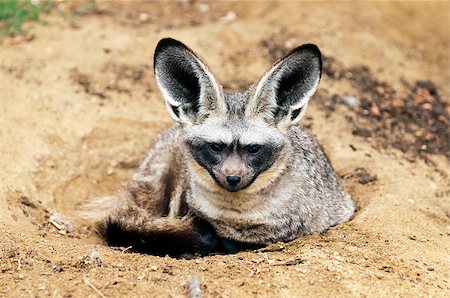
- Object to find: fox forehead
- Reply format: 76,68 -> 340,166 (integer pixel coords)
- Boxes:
185,117 -> 234,144
185,117 -> 284,146
185,91 -> 284,146
238,120 -> 284,146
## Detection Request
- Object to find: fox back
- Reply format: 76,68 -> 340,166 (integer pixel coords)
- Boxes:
96,38 -> 355,256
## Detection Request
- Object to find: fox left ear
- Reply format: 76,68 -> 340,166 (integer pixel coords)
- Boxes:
246,44 -> 322,129
154,38 -> 225,126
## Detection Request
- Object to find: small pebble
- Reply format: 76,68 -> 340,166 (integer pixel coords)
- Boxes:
89,251 -> 102,265
341,96 -> 360,109
198,3 -> 209,13
220,11 -> 236,23
49,212 -> 74,233
139,13 -> 149,22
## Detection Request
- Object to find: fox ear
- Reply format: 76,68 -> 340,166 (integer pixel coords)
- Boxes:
246,44 -> 322,129
154,38 -> 224,125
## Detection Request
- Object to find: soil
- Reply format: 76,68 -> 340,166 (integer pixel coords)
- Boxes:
0,2 -> 449,297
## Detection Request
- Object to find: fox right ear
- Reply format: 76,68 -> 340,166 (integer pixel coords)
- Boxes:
246,44 -> 322,129
154,38 -> 225,125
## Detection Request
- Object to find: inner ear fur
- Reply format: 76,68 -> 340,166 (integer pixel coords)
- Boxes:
247,44 -> 322,127
153,38 -> 224,125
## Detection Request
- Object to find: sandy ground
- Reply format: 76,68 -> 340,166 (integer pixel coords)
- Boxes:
0,1 -> 449,297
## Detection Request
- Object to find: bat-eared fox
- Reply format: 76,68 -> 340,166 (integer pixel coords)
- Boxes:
82,38 -> 355,256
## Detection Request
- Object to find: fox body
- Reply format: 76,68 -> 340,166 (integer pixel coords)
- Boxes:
97,38 -> 355,255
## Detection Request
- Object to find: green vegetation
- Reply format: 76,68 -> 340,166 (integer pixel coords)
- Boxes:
0,0 -> 97,40
0,0 -> 51,38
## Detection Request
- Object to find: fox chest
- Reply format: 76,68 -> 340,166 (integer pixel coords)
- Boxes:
210,212 -> 302,244
188,190 -> 302,244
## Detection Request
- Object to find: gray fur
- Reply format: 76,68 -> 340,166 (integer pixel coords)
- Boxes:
97,38 -> 355,251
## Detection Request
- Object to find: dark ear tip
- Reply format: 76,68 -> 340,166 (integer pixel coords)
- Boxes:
293,43 -> 320,52
291,43 -> 321,60
289,43 -> 322,76
155,38 -> 187,53
154,38 -> 192,73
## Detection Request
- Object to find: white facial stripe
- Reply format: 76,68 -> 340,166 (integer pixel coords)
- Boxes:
240,122 -> 283,146
186,120 -> 233,144
239,130 -> 269,146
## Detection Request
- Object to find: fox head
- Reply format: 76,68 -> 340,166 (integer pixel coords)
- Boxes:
154,38 -> 321,193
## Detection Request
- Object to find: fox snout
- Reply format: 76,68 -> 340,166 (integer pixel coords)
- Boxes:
216,155 -> 252,192
226,176 -> 241,186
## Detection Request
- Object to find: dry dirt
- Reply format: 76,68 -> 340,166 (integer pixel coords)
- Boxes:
0,1 -> 449,297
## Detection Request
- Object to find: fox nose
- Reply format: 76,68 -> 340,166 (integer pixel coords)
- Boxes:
226,175 -> 241,186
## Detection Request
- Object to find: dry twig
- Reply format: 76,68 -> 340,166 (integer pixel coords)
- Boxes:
17,257 -> 22,270
188,274 -> 201,298
83,276 -> 106,298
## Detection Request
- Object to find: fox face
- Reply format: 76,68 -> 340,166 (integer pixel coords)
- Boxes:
184,114 -> 285,192
154,39 -> 321,194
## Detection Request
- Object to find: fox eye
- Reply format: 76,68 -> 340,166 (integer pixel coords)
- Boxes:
248,145 -> 262,154
209,143 -> 223,152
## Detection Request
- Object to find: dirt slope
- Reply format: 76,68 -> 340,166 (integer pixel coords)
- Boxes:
0,2 -> 449,297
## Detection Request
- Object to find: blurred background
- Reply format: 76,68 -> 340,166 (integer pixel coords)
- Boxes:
0,1 -> 449,297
